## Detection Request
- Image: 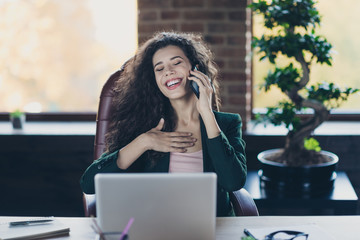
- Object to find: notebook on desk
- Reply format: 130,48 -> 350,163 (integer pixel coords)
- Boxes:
95,172 -> 217,240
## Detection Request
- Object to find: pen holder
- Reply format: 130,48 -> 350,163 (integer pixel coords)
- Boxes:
100,232 -> 128,240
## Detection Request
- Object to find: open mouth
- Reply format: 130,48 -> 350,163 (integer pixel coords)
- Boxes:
165,78 -> 182,90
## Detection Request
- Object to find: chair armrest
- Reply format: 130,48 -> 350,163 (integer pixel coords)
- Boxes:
230,188 -> 259,216
83,193 -> 96,217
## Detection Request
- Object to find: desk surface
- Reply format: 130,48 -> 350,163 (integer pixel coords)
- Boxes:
1,216 -> 359,240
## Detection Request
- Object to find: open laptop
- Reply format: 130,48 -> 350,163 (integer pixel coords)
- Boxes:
95,173 -> 217,240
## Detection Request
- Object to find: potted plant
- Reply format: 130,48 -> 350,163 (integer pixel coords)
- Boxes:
250,0 -> 359,196
10,109 -> 26,129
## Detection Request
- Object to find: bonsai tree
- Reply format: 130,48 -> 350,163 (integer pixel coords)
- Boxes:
250,0 -> 358,166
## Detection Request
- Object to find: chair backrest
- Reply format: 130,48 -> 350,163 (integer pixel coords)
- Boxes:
83,62 -> 259,217
94,69 -> 124,160
83,66 -> 125,217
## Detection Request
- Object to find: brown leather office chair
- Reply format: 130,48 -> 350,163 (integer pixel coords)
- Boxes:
83,62 -> 259,217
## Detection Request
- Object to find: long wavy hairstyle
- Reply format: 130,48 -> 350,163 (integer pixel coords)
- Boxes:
105,31 -> 221,164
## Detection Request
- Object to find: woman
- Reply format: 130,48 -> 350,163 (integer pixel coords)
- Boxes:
80,31 -> 247,217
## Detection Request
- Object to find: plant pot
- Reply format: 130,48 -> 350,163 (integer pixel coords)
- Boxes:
10,115 -> 26,129
257,148 -> 339,198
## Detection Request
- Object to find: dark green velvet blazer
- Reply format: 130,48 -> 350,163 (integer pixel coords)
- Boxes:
80,111 -> 247,217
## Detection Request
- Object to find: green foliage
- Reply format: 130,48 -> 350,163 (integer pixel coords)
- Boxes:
262,63 -> 300,92
250,0 -> 333,67
304,137 -> 321,152
252,27 -> 333,65
249,0 -> 320,30
307,83 -> 359,108
263,101 -> 301,130
9,109 -> 24,118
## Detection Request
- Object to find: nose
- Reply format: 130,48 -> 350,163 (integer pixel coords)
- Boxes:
164,65 -> 175,76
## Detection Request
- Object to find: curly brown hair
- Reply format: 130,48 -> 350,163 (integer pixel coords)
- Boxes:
105,31 -> 221,163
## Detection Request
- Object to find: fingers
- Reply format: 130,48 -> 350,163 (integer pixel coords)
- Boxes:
162,133 -> 196,148
146,119 -> 197,153
167,137 -> 197,153
189,69 -> 212,88
188,69 -> 213,97
154,118 -> 165,131
145,130 -> 197,153
166,131 -> 193,137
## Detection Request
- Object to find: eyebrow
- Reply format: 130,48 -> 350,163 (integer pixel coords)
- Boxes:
153,56 -> 184,69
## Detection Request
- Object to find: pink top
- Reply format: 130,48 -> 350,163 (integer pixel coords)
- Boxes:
169,150 -> 203,173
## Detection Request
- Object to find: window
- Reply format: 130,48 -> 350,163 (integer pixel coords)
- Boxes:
252,0 -> 360,114
0,0 -> 137,113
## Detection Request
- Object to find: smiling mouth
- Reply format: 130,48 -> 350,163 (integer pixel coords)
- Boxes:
165,78 -> 182,89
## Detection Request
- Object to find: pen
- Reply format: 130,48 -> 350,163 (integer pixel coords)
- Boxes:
9,218 -> 54,226
91,217 -> 105,239
119,217 -> 134,240
244,228 -> 257,240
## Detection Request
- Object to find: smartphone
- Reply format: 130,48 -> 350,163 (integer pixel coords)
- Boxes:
190,66 -> 200,98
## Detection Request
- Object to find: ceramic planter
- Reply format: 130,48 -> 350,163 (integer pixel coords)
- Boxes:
10,114 -> 26,129
257,148 -> 339,197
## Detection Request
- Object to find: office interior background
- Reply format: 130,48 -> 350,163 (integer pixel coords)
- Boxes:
0,0 -> 359,217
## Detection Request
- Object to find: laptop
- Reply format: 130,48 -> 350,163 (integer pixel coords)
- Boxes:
95,172 -> 217,240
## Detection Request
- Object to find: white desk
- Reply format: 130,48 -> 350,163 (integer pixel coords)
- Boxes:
1,216 -> 359,239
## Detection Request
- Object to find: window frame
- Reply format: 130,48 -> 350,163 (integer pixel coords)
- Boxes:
0,112 -> 96,122
251,110 -> 360,122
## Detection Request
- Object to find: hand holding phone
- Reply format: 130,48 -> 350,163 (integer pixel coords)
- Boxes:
190,66 -> 200,98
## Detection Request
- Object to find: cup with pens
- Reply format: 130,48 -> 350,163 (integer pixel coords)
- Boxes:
92,217 -> 134,240
101,232 -> 128,240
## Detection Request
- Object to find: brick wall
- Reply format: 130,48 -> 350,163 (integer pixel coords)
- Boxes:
137,0 -> 252,125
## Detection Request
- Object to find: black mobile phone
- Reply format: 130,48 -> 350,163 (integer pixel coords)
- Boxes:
190,66 -> 200,98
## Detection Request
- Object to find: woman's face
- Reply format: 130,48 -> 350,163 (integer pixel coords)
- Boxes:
152,45 -> 193,99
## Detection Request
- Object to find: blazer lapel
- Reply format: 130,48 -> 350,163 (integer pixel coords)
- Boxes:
147,152 -> 170,172
200,117 -> 212,173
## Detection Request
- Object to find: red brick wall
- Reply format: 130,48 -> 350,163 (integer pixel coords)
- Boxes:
137,0 -> 252,126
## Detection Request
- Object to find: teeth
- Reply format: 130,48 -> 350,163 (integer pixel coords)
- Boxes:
166,79 -> 180,87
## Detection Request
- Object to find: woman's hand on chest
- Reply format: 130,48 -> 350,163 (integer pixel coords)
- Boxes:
175,122 -> 202,153
142,118 -> 198,153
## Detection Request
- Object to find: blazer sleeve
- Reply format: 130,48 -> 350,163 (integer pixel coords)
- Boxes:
206,113 -> 247,191
80,150 -> 127,194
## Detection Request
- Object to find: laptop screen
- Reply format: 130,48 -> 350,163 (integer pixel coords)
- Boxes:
95,173 -> 217,240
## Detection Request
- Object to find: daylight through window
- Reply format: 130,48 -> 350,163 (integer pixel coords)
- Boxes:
0,0 -> 137,113
252,0 -> 360,112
